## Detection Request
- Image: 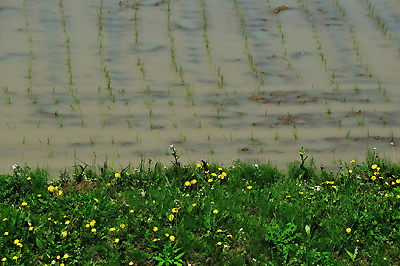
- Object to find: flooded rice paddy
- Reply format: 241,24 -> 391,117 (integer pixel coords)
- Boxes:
1,0 -> 400,178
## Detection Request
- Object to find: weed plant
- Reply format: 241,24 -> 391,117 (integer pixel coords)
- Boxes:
2,149 -> 400,265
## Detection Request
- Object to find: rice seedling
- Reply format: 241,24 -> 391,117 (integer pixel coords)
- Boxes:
345,129 -> 351,139
206,131 -> 211,141
337,117 -> 342,127
383,116 -> 388,125
150,122 -> 156,130
274,130 -> 281,141
90,136 -> 96,146
356,117 -> 365,126
178,131 -> 187,143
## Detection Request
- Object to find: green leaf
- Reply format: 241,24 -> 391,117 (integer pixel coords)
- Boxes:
36,237 -> 44,249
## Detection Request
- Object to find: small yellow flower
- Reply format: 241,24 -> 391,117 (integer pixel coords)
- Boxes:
217,242 -> 222,245
29,227 -> 34,231
165,233 -> 169,237
218,167 -> 222,171
371,164 -> 377,169
397,179 -> 400,184
396,195 -> 400,199
172,208 -> 179,213
211,201 -> 215,204
4,232 -> 8,235
27,177 -> 31,180
129,209 -> 134,213
110,227 -> 116,231
247,186 -> 252,189
227,234 -> 232,238
350,160 -> 355,164
169,214 -> 174,221
377,167 -> 380,171
371,176 -> 376,181
17,243 -> 23,247
2,258 -> 6,262
115,173 -> 120,178
332,186 -> 337,190
37,194 -> 41,197
192,203 -> 196,207
120,224 -> 125,228
197,163 -> 202,168
65,220 -> 70,225
61,264 -> 65,266
184,181 -> 191,186
114,238 -> 119,243
346,228 -> 351,233
379,176 -> 384,179
51,260 -> 56,264
348,170 -> 353,174
385,194 -> 389,197
211,173 -> 217,177
213,209 -> 218,214
208,179 -> 213,183
91,228 -> 96,233
13,256 -> 18,260
152,238 -> 158,242
3,218 -> 7,221
48,217 -> 52,220
22,202 -> 28,206
63,254 -> 69,259
85,224 -> 90,227
299,192 -> 304,194
385,182 -> 389,186
61,231 -> 67,237
129,262 -> 134,265
190,179 -> 197,184
58,190 -> 63,196
48,185 -> 55,192
205,170 -> 209,174
286,195 -> 291,198
217,229 -> 222,233
170,235 -> 175,241
14,239 -> 19,244
153,227 -> 158,232
90,220 -> 96,226
57,256 -> 60,260
222,172 -> 227,177
94,198 -> 99,202
185,194 -> 189,197
107,183 -> 111,186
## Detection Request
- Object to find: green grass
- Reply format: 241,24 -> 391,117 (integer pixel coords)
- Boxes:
1,148 -> 400,265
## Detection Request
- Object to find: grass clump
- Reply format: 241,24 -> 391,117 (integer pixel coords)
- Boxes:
1,148 -> 400,265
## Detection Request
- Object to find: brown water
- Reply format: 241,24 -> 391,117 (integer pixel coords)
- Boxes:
1,0 -> 399,179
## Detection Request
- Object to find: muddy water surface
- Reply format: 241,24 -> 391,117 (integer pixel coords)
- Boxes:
1,0 -> 400,179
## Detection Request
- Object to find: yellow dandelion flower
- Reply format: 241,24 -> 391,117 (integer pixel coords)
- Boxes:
27,177 -> 31,180
129,209 -> 134,213
17,243 -> 23,247
211,173 -> 217,177
107,183 -> 111,186
114,238 -> 119,243
350,160 -> 355,164
48,185 -> 55,192
385,182 -> 389,186
58,190 -> 63,196
218,167 -> 222,171
396,179 -> 400,184
213,209 -> 218,214
184,181 -> 191,186
217,242 -> 222,245
332,186 -> 337,190
115,173 -> 120,178
129,262 -> 134,265
396,195 -> 400,199
2,258 -> 6,262
379,176 -> 384,179
57,256 -> 60,260
371,164 -> 377,169
165,233 -> 169,237
13,256 -> 18,260
192,203 -> 196,207
190,179 -> 197,184
2,218 -> 7,221
169,214 -> 174,221
185,194 -> 189,197
153,227 -> 158,232
211,201 -> 215,204
91,228 -> 96,233
371,176 -> 376,181
208,179 -> 213,183
385,194 -> 389,197
63,254 -> 69,259
14,239 -> 19,244
197,163 -> 202,168
22,202 -> 27,206
222,172 -> 227,177
227,234 -> 232,238
94,198 -> 99,202
286,195 -> 291,198
120,224 -> 125,228
247,186 -> 252,189
61,264 -> 65,266
152,238 -> 158,242
348,170 -> 353,174
51,260 -> 56,264
205,170 -> 209,174
65,220 -> 70,225
4,232 -> 9,235
346,228 -> 351,233
90,220 -> 96,226
109,227 -> 116,231
217,229 -> 222,233
61,231 -> 67,237
29,227 -> 33,231
172,208 -> 179,213
377,167 -> 380,171
37,194 -> 41,197
170,235 -> 175,241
